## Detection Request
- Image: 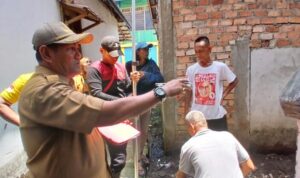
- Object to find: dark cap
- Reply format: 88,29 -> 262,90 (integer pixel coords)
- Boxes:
101,36 -> 123,57
32,22 -> 93,50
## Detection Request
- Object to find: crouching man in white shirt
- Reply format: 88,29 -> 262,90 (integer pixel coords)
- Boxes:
176,111 -> 256,178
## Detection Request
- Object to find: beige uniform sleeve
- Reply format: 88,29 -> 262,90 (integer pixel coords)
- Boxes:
21,75 -> 105,133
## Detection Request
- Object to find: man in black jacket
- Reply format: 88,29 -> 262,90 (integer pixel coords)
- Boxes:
126,42 -> 164,175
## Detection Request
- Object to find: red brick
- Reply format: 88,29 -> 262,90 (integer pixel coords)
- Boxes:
207,20 -> 219,27
234,18 -> 246,25
212,46 -> 224,53
275,17 -> 289,24
176,70 -> 186,77
261,18 -> 276,24
176,28 -> 184,36
212,0 -> 224,5
186,49 -> 195,56
173,1 -> 184,9
254,10 -> 268,17
178,42 -> 189,49
282,10 -> 292,17
268,10 -> 281,17
291,39 -> 300,47
224,11 -> 238,18
181,22 -> 192,29
177,56 -> 189,63
220,33 -> 236,42
208,34 -> 218,41
266,25 -> 279,33
220,4 -> 232,11
290,3 -> 300,9
234,3 -> 247,10
211,27 -> 224,33
216,53 -> 229,60
239,11 -> 253,17
225,45 -> 231,52
198,28 -> 210,35
247,18 -> 261,25
173,9 -> 179,16
274,33 -> 287,39
192,21 -> 206,28
251,39 -> 261,48
210,12 -> 223,19
276,39 -> 290,47
176,50 -> 185,57
280,25 -> 295,32
195,6 -> 206,12
251,33 -> 259,40
185,0 -> 197,6
276,1 -> 289,9
198,0 -> 209,5
179,9 -> 194,15
189,42 -> 195,48
174,16 -> 184,22
184,14 -> 196,21
259,33 -> 273,40
248,3 -> 257,9
197,13 -> 209,20
177,64 -> 187,70
239,26 -> 252,31
228,0 -> 238,4
225,26 -> 238,32
220,19 -> 233,26
186,28 -> 198,35
288,31 -> 300,39
289,17 -> 300,23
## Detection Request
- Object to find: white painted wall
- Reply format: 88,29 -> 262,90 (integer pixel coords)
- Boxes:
0,0 -> 61,176
250,48 -> 300,130
76,0 -> 119,61
250,48 -> 299,150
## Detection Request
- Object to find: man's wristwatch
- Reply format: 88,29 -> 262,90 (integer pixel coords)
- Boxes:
153,87 -> 167,102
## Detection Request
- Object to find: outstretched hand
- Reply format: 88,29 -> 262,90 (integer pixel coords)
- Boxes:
162,78 -> 192,97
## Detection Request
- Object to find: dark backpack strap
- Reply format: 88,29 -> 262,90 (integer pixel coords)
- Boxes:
91,60 -> 116,93
103,67 -> 116,93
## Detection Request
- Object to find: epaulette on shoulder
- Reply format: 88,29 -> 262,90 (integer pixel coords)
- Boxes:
44,74 -> 60,82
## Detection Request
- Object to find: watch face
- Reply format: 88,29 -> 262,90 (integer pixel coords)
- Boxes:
156,88 -> 165,95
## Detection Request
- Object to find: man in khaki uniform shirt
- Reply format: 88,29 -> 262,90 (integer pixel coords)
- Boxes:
18,22 -> 189,178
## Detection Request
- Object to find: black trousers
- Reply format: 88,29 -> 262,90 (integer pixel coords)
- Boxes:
207,115 -> 228,131
106,141 -> 127,175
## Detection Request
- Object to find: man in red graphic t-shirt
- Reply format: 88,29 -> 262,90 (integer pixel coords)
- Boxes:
185,36 -> 238,131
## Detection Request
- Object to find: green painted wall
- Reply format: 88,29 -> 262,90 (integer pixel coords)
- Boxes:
115,0 -> 148,9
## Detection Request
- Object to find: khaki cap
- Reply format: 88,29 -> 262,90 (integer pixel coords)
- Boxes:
32,22 -> 93,50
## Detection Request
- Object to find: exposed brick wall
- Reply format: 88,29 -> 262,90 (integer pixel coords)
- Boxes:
172,0 -> 300,147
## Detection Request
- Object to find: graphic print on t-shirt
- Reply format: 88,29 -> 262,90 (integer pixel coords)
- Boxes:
194,73 -> 216,105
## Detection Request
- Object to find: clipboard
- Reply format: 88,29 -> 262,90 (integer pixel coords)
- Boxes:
98,123 -> 140,145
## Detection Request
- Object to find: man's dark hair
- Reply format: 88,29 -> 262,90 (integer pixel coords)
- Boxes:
35,43 -> 61,63
194,36 -> 210,46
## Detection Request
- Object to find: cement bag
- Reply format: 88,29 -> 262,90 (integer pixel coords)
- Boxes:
280,69 -> 300,119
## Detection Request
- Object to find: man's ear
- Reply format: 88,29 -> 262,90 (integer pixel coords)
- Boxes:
39,45 -> 52,63
99,48 -> 104,54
